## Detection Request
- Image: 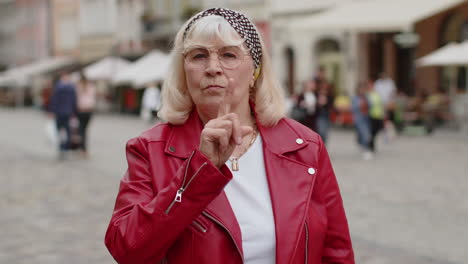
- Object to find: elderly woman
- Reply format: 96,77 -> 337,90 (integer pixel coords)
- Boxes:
105,7 -> 354,264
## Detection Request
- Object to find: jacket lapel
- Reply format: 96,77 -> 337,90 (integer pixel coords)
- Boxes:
164,111 -> 203,158
260,120 -> 317,264
204,193 -> 243,257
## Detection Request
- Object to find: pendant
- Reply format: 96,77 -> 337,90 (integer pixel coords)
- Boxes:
231,157 -> 239,171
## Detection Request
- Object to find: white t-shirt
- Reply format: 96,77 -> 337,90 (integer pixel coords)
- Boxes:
304,91 -> 317,113
77,83 -> 96,112
224,136 -> 276,264
375,78 -> 396,106
141,86 -> 161,111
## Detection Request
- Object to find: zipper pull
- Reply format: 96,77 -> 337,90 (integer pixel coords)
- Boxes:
175,188 -> 183,203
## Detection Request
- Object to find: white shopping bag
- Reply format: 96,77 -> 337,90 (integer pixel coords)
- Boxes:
45,119 -> 58,145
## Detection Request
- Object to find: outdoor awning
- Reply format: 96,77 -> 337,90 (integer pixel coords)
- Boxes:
417,41 -> 468,67
288,0 -> 466,32
0,57 -> 74,86
0,74 -> 15,87
112,50 -> 170,88
83,56 -> 130,81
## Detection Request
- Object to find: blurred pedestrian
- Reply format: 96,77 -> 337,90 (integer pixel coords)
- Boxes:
366,80 -> 385,153
334,91 -> 352,127
76,72 -> 96,158
140,82 -> 161,123
105,7 -> 354,264
315,83 -> 334,144
40,78 -> 53,112
314,66 -> 327,85
375,72 -> 397,141
295,79 -> 317,130
48,70 -> 77,160
351,82 -> 372,160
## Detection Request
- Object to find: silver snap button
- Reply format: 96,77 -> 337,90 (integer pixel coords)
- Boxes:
296,138 -> 304,144
169,146 -> 176,152
308,168 -> 316,175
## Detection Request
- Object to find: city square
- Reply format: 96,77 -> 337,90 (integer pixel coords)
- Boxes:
1,108 -> 466,264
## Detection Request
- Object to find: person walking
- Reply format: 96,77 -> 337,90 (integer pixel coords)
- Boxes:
76,72 -> 96,158
367,80 -> 385,153
295,79 -> 317,130
374,72 -> 397,141
105,7 -> 354,264
48,71 -> 77,160
315,83 -> 334,144
140,82 -> 161,123
351,82 -> 372,160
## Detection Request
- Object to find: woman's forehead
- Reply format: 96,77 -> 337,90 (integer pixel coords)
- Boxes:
186,37 -> 226,47
184,23 -> 244,48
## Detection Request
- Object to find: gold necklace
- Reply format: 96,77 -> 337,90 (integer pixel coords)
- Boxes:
229,126 -> 257,171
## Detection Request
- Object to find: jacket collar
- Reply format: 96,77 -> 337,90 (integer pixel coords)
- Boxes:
164,111 -> 204,158
258,118 -> 308,154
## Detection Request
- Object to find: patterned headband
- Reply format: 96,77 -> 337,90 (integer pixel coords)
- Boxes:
183,7 -> 262,70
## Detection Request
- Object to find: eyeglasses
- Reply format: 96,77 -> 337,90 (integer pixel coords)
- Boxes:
182,45 -> 249,70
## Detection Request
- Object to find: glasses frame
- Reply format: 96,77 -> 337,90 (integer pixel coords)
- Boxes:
182,45 -> 250,70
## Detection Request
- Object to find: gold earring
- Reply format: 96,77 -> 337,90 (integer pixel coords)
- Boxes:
250,75 -> 255,88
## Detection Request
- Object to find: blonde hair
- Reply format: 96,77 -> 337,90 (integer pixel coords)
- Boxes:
158,15 -> 286,127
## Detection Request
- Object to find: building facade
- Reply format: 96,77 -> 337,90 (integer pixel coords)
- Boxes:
271,0 -> 353,95
273,0 -> 468,97
79,0 -> 145,62
0,0 -> 51,68
0,0 -> 18,70
414,1 -> 468,94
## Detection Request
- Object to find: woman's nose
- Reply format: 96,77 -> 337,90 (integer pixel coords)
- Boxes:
205,54 -> 223,75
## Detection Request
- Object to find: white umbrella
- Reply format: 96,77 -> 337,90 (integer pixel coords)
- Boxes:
0,73 -> 16,87
417,40 -> 468,132
83,56 -> 130,81
1,57 -> 74,87
112,50 -> 170,87
5,57 -> 73,77
133,54 -> 171,87
417,42 -> 461,66
445,41 -> 468,65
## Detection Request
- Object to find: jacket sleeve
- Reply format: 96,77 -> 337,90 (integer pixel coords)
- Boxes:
316,139 -> 355,264
105,137 -> 233,264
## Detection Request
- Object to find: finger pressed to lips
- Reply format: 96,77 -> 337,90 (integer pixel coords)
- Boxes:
220,114 -> 242,145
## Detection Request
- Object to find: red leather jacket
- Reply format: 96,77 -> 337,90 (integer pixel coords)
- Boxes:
105,111 -> 354,264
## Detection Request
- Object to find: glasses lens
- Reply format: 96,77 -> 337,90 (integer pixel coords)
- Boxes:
184,47 -> 209,66
218,46 -> 243,69
184,46 -> 244,69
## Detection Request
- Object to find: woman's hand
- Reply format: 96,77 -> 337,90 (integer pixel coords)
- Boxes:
199,96 -> 252,168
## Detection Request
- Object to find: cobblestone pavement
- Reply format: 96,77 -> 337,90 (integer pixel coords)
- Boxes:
1,108 -> 467,264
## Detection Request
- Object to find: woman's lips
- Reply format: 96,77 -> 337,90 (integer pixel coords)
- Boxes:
203,85 -> 225,92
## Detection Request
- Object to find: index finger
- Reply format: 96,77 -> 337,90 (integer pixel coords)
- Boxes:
217,89 -> 232,117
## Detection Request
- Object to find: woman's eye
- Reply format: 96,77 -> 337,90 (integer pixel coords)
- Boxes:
222,52 -> 237,59
192,53 -> 208,59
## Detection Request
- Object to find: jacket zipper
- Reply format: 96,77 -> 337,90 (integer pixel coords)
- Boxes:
202,211 -> 244,262
165,151 -> 208,214
192,219 -> 207,233
165,162 -> 207,214
304,224 -> 309,264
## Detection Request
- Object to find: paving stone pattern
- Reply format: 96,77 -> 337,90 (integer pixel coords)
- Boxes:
1,108 -> 467,264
